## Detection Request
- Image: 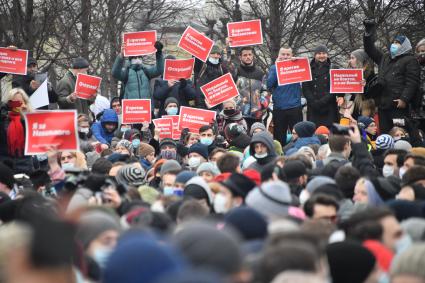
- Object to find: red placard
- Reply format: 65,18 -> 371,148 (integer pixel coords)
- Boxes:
330,69 -> 364,93
123,31 -> 157,57
178,26 -> 214,62
0,47 -> 28,75
163,58 -> 195,81
74,73 -> 102,100
24,110 -> 79,155
200,73 -> 239,108
122,99 -> 151,124
178,106 -> 216,133
227,19 -> 263,47
163,115 -> 181,140
153,118 -> 173,140
276,57 -> 312,86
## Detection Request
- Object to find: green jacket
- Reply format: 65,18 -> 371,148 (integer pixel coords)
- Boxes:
112,53 -> 164,99
57,70 -> 91,115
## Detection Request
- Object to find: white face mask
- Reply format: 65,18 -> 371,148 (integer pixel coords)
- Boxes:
61,163 -> 75,170
214,193 -> 229,214
382,164 -> 395,177
208,57 -> 220,64
399,166 -> 407,179
255,152 -> 268,159
131,58 -> 143,65
79,127 -> 89,134
188,157 -> 201,168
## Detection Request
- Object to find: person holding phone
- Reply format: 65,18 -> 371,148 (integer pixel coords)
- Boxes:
363,19 -> 420,133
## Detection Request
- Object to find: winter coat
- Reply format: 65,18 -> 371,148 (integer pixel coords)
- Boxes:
364,33 -> 420,109
285,136 -> 321,154
248,132 -> 277,172
267,65 -> 302,110
91,109 -> 118,145
57,71 -> 91,115
153,79 -> 196,116
194,58 -> 228,109
216,110 -> 248,136
302,59 -> 339,127
112,53 -> 164,100
12,74 -> 58,109
233,63 -> 268,119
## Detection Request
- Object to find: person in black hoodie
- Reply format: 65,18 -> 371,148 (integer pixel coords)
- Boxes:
230,46 -> 268,128
303,45 -> 339,127
153,78 -> 196,116
248,131 -> 277,172
194,45 -> 228,110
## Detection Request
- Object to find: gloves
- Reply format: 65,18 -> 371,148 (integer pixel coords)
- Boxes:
154,41 -> 163,53
363,19 -> 376,34
179,79 -> 187,89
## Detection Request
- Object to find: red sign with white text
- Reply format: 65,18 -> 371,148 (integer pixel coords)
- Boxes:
200,73 -> 239,108
153,118 -> 173,140
330,69 -> 364,93
24,110 -> 79,155
163,115 -> 181,140
0,47 -> 28,75
178,106 -> 216,133
178,26 -> 214,62
227,19 -> 263,47
122,99 -> 151,124
123,31 -> 157,57
163,58 -> 195,81
74,74 -> 101,100
276,57 -> 312,86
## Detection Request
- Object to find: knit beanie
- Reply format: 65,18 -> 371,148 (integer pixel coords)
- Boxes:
357,116 -> 374,129
315,125 -> 330,136
184,176 -> 213,205
394,35 -> 406,44
116,165 -> 146,189
76,209 -> 121,249
390,243 -> 425,280
160,138 -> 177,149
71,57 -> 89,69
294,121 -> 316,138
139,143 -> 155,158
160,160 -> 182,177
117,139 -> 133,154
282,160 -> 307,180
223,207 -> 268,241
175,171 -> 197,185
327,241 -> 376,283
351,49 -> 369,65
313,45 -> 328,55
221,173 -> 256,199
376,134 -> 395,150
394,140 -> 412,152
401,218 -> 425,242
188,143 -> 209,160
210,45 -> 221,55
103,232 -> 187,283
196,162 -> 220,176
138,185 -> 160,205
249,122 -> 266,136
165,97 -> 179,108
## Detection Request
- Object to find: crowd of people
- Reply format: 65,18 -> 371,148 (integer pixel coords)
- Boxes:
0,19 -> 425,283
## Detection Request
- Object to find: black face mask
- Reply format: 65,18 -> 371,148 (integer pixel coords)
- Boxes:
417,53 -> 425,65
223,109 -> 236,116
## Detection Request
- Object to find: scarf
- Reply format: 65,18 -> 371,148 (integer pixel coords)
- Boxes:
7,112 -> 25,157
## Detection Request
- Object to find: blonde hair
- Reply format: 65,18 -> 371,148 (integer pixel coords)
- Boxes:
58,151 -> 88,170
1,88 -> 33,112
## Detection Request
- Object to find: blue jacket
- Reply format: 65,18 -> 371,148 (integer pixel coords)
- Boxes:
267,65 -> 302,110
91,109 -> 119,145
286,136 -> 321,155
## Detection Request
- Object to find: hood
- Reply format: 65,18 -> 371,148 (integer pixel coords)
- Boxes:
392,37 -> 413,58
249,132 -> 276,157
101,109 -> 119,124
110,96 -> 120,109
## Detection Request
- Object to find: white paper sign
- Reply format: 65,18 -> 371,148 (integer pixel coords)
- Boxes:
29,79 -> 49,109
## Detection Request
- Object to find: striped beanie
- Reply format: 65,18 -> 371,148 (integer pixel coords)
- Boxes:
116,165 -> 146,190
376,134 -> 394,150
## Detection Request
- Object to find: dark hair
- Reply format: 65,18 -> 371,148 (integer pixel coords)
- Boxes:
199,125 -> 214,134
334,166 -> 360,199
402,165 -> 425,186
404,154 -> 425,167
91,158 -> 113,175
303,194 -> 339,218
239,46 -> 255,55
328,135 -> 350,153
209,147 -> 226,159
177,199 -> 209,223
384,149 -> 408,167
217,153 -> 240,173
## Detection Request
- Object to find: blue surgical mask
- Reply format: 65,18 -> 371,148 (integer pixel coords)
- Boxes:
390,44 -> 399,58
61,163 -> 75,170
200,137 -> 213,146
163,186 -> 174,196
166,107 -> 178,115
208,57 -> 220,64
395,234 -> 412,254
93,247 -> 112,269
121,127 -> 130,133
132,139 -> 141,149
